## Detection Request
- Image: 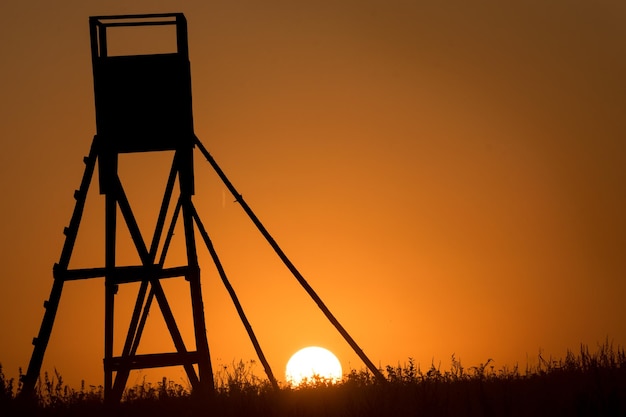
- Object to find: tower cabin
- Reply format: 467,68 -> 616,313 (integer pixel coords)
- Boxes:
90,13 -> 195,193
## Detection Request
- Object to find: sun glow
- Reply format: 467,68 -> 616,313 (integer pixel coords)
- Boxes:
285,346 -> 343,386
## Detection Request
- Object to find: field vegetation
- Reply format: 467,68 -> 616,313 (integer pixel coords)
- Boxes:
2,341 -> 625,416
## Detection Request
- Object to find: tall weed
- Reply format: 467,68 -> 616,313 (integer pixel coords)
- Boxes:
2,340 -> 624,416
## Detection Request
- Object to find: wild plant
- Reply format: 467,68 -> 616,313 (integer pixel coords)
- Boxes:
1,340 -> 624,416
0,364 -> 16,401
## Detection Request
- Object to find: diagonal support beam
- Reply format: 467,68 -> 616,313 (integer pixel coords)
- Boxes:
113,159 -> 179,397
113,176 -> 151,263
149,157 -> 179,261
195,136 -> 388,384
110,181 -> 202,398
190,202 -> 279,390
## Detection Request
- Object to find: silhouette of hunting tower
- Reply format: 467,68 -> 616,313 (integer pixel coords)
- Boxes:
21,13 -> 212,401
21,12 -> 386,403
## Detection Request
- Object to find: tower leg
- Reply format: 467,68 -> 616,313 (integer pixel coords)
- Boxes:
109,280 -> 150,401
20,139 -> 99,399
104,192 -> 117,402
20,279 -> 65,398
182,196 -> 214,395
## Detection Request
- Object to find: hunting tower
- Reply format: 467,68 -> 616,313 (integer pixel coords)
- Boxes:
21,12 -> 386,404
21,13 -> 213,402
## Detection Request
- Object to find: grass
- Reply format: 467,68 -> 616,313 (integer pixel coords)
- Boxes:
2,341 -> 625,416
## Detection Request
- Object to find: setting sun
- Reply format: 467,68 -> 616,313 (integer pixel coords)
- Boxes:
285,347 -> 343,386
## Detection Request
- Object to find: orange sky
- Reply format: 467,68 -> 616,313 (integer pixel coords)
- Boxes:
1,1 -> 625,389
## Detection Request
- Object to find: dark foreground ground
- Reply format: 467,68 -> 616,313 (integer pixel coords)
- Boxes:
2,343 -> 625,416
